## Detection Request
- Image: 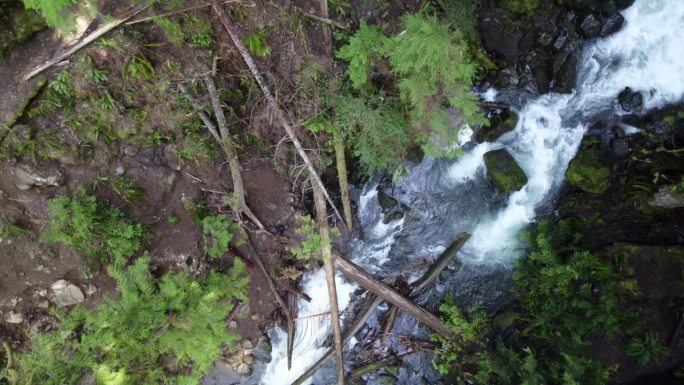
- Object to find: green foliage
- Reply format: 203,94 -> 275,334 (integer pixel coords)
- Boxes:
288,214 -> 338,261
625,331 -> 669,366
111,176 -> 146,202
244,29 -> 271,57
336,13 -> 487,165
387,13 -> 485,157
499,0 -> 540,15
41,187 -> 143,265
123,55 -> 155,83
22,0 -> 76,31
434,220 -> 645,384
335,22 -> 386,90
154,16 -> 185,46
328,94 -> 409,174
202,215 -> 239,259
15,256 -> 249,385
289,214 -> 323,260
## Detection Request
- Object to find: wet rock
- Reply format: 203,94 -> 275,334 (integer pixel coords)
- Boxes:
649,185 -> 684,209
537,31 -> 555,47
600,12 -> 625,36
377,189 -> 399,211
235,363 -> 250,375
618,87 -> 643,112
5,311 -> 23,324
228,320 -> 238,329
580,14 -> 602,38
565,140 -> 611,194
123,145 -> 139,156
552,51 -> 579,93
14,163 -> 64,190
484,149 -> 528,193
51,280 -> 85,307
477,111 -> 518,142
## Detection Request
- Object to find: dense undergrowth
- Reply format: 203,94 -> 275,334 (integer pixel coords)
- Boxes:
9,256 -> 248,385
433,220 -> 673,384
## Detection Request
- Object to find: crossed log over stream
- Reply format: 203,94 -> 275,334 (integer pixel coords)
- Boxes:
291,233 -> 470,384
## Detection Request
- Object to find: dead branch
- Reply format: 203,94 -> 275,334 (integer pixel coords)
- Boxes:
349,356 -> 399,379
313,183 -> 345,385
210,0 -> 346,228
226,300 -> 243,324
298,9 -> 348,30
382,233 -> 470,342
204,75 -> 267,232
24,5 -> 149,80
332,253 -> 455,340
291,234 -> 470,384
177,83 -> 222,145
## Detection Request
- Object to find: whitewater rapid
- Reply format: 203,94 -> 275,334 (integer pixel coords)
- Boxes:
259,0 -> 684,383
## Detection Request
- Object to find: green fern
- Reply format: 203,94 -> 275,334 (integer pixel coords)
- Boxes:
22,0 -> 77,31
202,215 -> 239,259
15,256 -> 249,385
625,331 -> 669,366
41,186 -> 143,266
244,29 -> 271,57
335,22 -> 386,89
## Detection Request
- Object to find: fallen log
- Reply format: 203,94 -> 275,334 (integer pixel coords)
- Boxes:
313,182 -> 345,385
291,233 -> 470,384
381,233 -> 470,342
24,5 -> 149,80
332,252 -> 455,340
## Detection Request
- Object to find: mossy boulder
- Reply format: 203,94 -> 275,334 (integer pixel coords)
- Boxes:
477,111 -> 518,143
0,1 -> 46,57
565,140 -> 611,194
484,149 -> 528,192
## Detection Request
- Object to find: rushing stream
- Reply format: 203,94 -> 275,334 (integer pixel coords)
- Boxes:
253,0 -> 684,384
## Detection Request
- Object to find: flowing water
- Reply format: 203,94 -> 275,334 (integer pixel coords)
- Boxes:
255,0 -> 684,383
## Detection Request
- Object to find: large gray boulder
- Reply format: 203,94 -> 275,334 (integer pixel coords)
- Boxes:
51,280 -> 85,307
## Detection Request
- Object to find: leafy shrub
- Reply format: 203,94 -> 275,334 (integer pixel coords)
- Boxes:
41,187 -> 143,265
329,94 -> 409,174
336,13 -> 486,163
288,214 -> 340,261
244,29 -> 271,57
335,22 -> 386,90
625,331 -> 669,366
202,215 -> 239,259
288,214 -> 324,260
123,55 -> 155,83
15,256 -> 249,385
22,0 -> 76,30
433,220 -> 645,384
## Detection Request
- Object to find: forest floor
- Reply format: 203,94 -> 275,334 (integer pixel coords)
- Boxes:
0,0 -> 391,348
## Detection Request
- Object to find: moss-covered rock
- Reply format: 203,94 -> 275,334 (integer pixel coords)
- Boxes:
565,140 -> 611,194
0,1 -> 46,57
476,111 -> 518,143
484,149 -> 528,192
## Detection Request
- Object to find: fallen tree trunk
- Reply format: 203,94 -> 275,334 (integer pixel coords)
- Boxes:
381,233 -> 470,342
24,5 -> 149,80
204,75 -> 266,231
210,0 -> 345,227
313,183 -> 345,385
291,233 -> 470,384
332,253 -> 455,340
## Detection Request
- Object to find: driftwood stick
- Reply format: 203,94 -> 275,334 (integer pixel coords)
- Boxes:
313,183 -> 345,385
24,5 -> 149,80
210,0 -> 346,228
177,83 -> 223,145
349,356 -> 399,379
408,233 -> 470,297
382,233 -> 469,342
298,10 -> 348,30
332,253 -> 455,340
